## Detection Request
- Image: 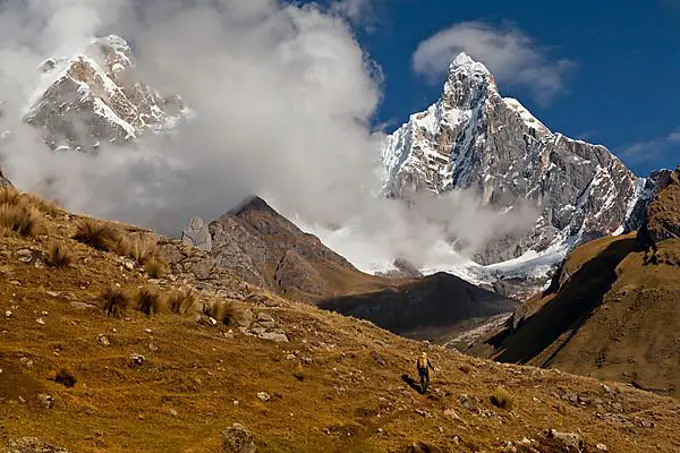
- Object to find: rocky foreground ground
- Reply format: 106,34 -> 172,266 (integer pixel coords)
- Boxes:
1,188 -> 679,452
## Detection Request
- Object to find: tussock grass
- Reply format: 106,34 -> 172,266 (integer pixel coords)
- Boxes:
129,236 -> 159,264
0,203 -> 45,237
45,241 -> 73,268
0,186 -> 22,205
144,257 -> 167,278
101,285 -> 129,318
53,368 -> 77,388
205,300 -> 241,326
135,286 -> 166,317
167,288 -> 198,315
73,218 -> 121,252
490,387 -> 514,410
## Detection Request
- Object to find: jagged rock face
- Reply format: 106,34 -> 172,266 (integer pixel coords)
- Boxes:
0,167 -> 10,187
645,166 -> 680,243
23,35 -> 188,153
625,169 -> 674,232
381,53 -> 641,265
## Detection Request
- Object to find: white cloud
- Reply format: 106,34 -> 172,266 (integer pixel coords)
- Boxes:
0,0 -> 539,271
330,0 -> 377,27
412,21 -> 575,105
618,129 -> 680,164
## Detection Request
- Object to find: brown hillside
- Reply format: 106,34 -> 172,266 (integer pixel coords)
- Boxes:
469,166 -> 680,398
2,187 -> 680,452
184,196 -> 516,343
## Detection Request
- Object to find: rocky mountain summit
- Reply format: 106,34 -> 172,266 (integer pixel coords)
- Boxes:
22,35 -> 189,153
381,53 -> 644,274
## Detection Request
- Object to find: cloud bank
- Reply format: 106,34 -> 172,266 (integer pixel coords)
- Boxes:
412,21 -> 575,105
0,0 -> 538,271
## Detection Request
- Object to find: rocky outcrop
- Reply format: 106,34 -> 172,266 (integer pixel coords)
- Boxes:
2,437 -> 71,453
644,166 -> 680,243
181,217 -> 212,250
625,168 -> 674,232
381,53 -> 641,267
0,167 -> 11,187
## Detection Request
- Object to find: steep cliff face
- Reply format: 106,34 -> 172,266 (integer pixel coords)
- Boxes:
381,53 -> 642,268
22,35 -> 189,153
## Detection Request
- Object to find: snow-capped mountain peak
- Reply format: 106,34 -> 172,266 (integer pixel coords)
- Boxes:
381,52 -> 642,297
23,34 -> 190,153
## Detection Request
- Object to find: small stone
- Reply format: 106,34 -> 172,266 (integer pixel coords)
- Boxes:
36,318 -> 45,325
70,301 -> 95,310
169,408 -> 178,417
148,342 -> 158,352
37,394 -> 54,409
129,353 -> 145,367
5,310 -> 12,318
96,334 -> 110,346
233,400 -> 239,406
257,392 -> 271,402
596,444 -> 608,451
10,280 -> 21,286
415,409 -> 432,418
19,357 -> 34,368
144,328 -> 153,334
41,311 -> 49,316
46,291 -> 60,298
256,312 -> 276,323
286,354 -> 296,360
16,249 -> 33,263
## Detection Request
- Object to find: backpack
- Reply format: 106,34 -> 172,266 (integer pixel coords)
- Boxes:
417,357 -> 428,369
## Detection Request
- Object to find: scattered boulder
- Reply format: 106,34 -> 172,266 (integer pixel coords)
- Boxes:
15,249 -> 33,264
542,429 -> 585,452
221,423 -> 256,453
69,301 -> 95,310
371,351 -> 387,367
256,392 -> 271,402
257,332 -> 289,343
96,334 -> 110,346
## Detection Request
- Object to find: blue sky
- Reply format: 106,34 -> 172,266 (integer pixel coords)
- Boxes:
315,0 -> 680,176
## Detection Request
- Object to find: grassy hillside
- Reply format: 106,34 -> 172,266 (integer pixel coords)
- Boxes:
2,187 -> 680,452
469,168 -> 680,398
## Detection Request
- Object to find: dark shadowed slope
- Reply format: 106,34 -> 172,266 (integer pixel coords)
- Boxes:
318,272 -> 519,344
469,166 -> 680,398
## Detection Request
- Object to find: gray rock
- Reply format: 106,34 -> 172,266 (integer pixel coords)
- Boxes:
5,437 -> 71,453
256,312 -> 276,323
256,392 -> 271,402
15,249 -> 33,264
181,217 -> 212,251
69,301 -> 95,310
544,429 -> 584,452
37,394 -> 54,409
257,332 -> 289,343
129,353 -> 145,367
221,423 -> 256,453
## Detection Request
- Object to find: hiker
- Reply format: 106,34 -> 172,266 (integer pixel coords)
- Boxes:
417,352 -> 435,394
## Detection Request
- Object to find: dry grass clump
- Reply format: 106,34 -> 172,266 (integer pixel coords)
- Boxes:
45,241 -> 73,268
144,257 -> 167,278
128,236 -> 160,264
167,288 -> 198,315
0,186 -> 22,205
205,299 -> 241,326
73,218 -> 121,252
490,387 -> 514,410
0,203 -> 45,237
52,368 -> 77,388
22,193 -> 62,216
101,285 -> 129,318
135,286 -> 166,317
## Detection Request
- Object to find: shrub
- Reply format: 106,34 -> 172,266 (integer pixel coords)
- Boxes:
490,387 -> 514,410
144,257 -> 167,278
167,288 -> 198,315
135,286 -> 166,317
73,218 -> 121,252
101,285 -> 129,318
53,368 -> 77,388
0,203 -> 45,237
46,241 -> 73,268
205,300 -> 241,326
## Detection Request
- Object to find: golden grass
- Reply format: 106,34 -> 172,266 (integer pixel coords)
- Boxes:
167,288 -> 198,315
0,203 -> 45,237
45,241 -> 73,268
101,285 -> 129,318
135,286 -> 166,317
73,218 -> 121,252
206,299 -> 240,326
144,257 -> 167,278
490,386 -> 514,410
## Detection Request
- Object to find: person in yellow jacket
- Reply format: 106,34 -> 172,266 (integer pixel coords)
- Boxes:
417,352 -> 436,394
